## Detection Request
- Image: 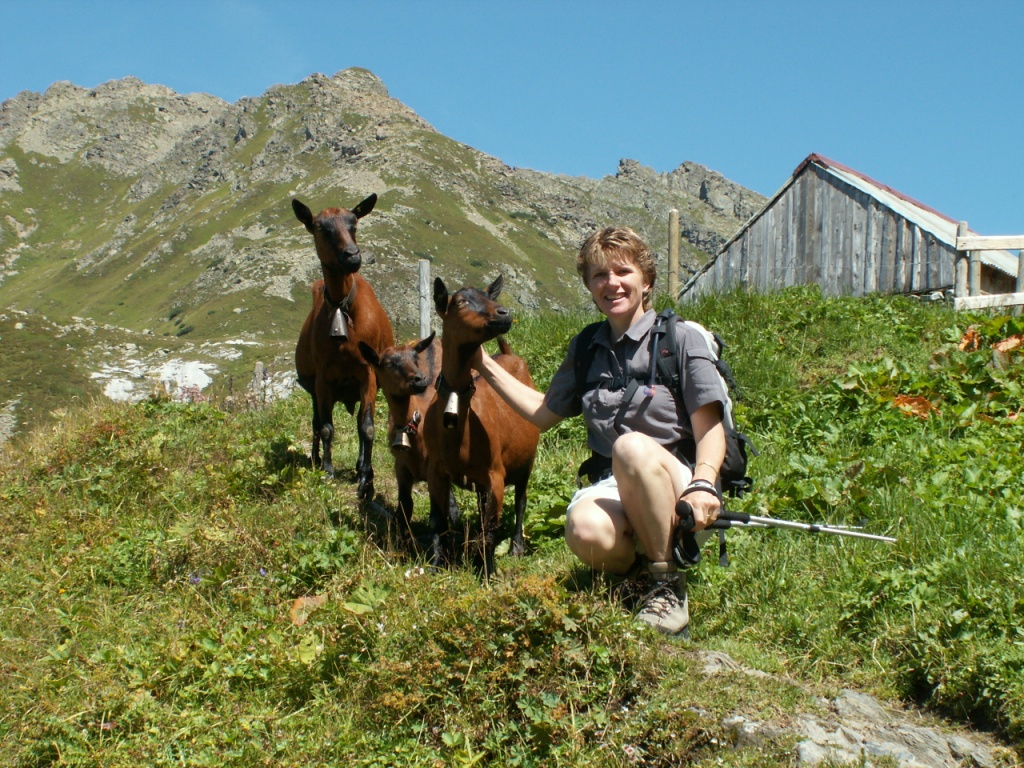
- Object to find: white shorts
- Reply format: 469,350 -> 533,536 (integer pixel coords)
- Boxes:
566,452 -> 692,522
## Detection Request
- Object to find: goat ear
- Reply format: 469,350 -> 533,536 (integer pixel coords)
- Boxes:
292,199 -> 315,231
357,340 -> 380,366
433,277 -> 449,316
487,274 -> 504,300
352,193 -> 377,219
414,332 -> 436,353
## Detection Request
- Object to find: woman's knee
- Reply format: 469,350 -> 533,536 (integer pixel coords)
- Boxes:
612,432 -> 658,475
566,505 -> 615,552
566,506 -> 635,571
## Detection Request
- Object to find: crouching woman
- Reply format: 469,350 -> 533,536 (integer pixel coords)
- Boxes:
471,226 -> 727,637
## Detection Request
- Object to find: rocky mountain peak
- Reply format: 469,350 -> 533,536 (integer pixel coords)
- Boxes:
327,67 -> 391,98
0,67 -> 767,436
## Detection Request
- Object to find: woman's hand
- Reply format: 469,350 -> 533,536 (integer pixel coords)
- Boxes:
684,487 -> 721,531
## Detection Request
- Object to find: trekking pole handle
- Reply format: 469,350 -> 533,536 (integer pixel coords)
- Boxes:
675,500 -> 739,531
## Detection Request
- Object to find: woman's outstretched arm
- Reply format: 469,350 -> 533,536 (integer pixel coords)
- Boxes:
472,348 -> 564,432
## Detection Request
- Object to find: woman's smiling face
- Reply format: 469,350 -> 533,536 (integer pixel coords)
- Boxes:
586,257 -> 650,329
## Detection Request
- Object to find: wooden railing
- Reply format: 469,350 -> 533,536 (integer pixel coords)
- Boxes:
953,221 -> 1024,310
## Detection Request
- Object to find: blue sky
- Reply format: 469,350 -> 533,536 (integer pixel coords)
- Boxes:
2,0 -> 1021,236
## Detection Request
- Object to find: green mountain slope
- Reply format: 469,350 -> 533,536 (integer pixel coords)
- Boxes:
0,67 -> 763,437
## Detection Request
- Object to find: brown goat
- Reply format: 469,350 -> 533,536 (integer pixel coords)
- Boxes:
422,275 -> 540,576
293,194 -> 394,500
358,333 -> 461,540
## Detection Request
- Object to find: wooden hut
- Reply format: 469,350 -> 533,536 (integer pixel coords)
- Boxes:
680,153 -> 1019,300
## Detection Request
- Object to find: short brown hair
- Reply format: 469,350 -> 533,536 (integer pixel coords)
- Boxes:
576,227 -> 656,309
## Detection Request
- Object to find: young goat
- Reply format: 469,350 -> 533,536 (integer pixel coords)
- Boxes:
358,333 -> 460,542
293,194 -> 394,500
422,275 -> 540,577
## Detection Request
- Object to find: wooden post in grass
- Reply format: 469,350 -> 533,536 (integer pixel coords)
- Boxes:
966,223 -> 982,299
419,259 -> 431,339
668,208 -> 680,301
1017,248 -> 1024,294
955,221 -> 969,298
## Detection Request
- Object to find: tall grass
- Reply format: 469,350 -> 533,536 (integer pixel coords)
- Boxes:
1,287 -> 1022,766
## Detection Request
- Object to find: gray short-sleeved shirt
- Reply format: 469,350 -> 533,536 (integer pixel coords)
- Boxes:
544,310 -> 727,458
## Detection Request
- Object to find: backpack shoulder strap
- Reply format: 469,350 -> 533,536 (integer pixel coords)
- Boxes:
652,308 -> 680,390
573,319 -> 607,397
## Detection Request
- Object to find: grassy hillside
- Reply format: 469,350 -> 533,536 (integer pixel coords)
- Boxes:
2,70 -> 768,446
1,287 -> 1022,766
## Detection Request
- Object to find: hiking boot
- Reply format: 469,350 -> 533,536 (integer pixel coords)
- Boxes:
636,561 -> 690,638
604,555 -> 648,609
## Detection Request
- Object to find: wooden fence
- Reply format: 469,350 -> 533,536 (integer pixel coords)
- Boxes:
954,221 -> 1024,310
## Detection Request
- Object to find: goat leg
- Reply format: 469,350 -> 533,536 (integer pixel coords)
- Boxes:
355,401 -> 375,500
477,488 -> 500,580
319,421 -> 335,478
428,478 -> 455,570
510,475 -> 530,558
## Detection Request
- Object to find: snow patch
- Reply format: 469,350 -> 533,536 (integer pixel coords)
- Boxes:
92,357 -> 218,403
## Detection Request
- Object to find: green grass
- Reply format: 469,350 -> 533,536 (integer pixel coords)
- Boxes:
1,287 -> 1023,766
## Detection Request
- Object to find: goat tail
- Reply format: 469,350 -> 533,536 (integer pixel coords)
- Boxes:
496,335 -> 512,356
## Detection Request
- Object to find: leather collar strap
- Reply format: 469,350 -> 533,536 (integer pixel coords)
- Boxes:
435,373 -> 476,399
398,410 -> 422,435
324,281 -> 357,310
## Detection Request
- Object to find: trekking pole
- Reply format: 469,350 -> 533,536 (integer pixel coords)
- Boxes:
676,501 -> 897,543
673,500 -> 896,569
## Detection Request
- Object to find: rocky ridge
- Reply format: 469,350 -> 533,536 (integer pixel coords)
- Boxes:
0,67 -> 765,436
0,67 -> 761,316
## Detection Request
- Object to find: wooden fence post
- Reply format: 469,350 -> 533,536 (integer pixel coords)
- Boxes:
1017,249 -> 1024,294
668,208 -> 680,302
955,221 -> 969,298
419,259 -> 431,339
969,250 -> 981,297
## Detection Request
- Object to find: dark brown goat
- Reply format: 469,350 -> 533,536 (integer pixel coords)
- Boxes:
358,333 -> 460,539
293,194 -> 394,500
422,275 -> 540,576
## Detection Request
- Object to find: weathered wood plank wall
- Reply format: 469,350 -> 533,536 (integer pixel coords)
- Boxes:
694,164 -> 963,299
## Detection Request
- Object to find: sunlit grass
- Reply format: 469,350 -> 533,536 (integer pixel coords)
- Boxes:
1,287 -> 1022,766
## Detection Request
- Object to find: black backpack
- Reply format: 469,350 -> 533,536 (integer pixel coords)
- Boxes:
573,308 -> 756,498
